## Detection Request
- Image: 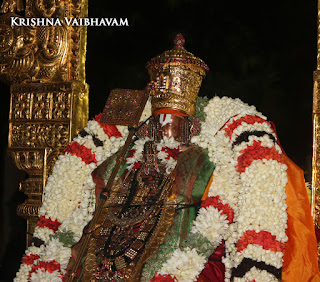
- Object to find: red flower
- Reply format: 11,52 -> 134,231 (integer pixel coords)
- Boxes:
236,140 -> 284,173
151,273 -> 178,281
42,261 -> 61,273
237,230 -> 285,253
93,113 -> 122,138
161,147 -> 181,160
29,260 -> 62,278
127,149 -> 136,158
37,216 -> 61,232
224,115 -> 267,139
21,254 -> 40,265
64,142 -> 97,165
201,196 -> 234,224
132,162 -> 141,170
93,113 -> 103,122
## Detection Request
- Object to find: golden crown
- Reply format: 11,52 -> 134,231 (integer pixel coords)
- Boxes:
146,34 -> 209,116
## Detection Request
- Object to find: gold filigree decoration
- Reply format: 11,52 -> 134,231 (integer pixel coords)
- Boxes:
101,89 -> 148,127
0,13 -> 68,84
146,34 -> 208,116
0,0 -> 24,13
10,123 -> 69,148
0,0 -> 89,247
78,146 -> 177,281
8,81 -> 88,246
19,177 -> 44,195
17,200 -> 41,220
82,237 -> 98,282
10,148 -> 46,174
31,0 -> 62,18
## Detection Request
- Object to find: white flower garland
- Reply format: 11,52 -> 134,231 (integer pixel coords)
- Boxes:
126,136 -> 181,174
14,100 -> 149,281
126,137 -> 152,170
158,96 -> 288,282
190,206 -> 229,248
29,269 -> 62,281
156,137 -> 181,173
233,267 -> 279,282
159,248 -> 207,282
16,96 -> 288,282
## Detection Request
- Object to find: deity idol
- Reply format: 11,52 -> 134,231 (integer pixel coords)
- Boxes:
15,34 -> 320,282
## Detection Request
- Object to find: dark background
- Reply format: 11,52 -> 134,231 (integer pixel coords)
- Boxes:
0,0 -> 317,280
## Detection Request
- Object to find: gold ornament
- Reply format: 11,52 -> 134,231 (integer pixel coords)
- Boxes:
0,0 -> 90,246
0,0 -> 24,13
146,33 -> 209,116
9,81 -> 88,246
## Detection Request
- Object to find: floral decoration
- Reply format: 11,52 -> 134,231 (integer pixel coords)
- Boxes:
37,216 -> 61,232
192,96 -> 287,281
157,96 -> 287,281
158,248 -> 207,282
201,196 -> 234,224
15,96 -> 288,282
151,273 -> 178,282
14,102 -> 134,281
126,136 -> 181,174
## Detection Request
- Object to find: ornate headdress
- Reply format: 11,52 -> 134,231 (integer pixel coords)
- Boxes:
146,34 -> 209,116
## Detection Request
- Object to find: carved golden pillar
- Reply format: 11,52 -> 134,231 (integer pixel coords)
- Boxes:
0,0 -> 89,246
312,0 -> 320,265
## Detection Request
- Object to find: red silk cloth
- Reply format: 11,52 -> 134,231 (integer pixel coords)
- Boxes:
197,241 -> 225,282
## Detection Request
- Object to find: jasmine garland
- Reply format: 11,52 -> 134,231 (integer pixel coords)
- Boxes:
15,97 -> 288,282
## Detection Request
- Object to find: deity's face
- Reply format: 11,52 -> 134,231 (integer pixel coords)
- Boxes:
155,113 -> 188,143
